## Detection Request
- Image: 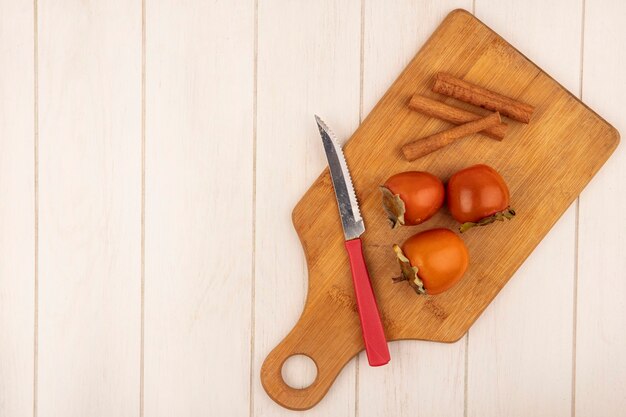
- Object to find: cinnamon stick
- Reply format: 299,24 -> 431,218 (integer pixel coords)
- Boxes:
402,112 -> 502,161
432,72 -> 534,123
409,94 -> 508,140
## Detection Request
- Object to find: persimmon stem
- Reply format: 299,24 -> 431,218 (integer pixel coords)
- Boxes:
380,186 -> 405,229
459,207 -> 516,233
393,244 -> 426,294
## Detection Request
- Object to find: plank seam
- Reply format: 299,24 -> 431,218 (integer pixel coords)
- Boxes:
571,2 -> 586,416
33,0 -> 39,416
572,200 -> 579,417
249,0 -> 259,415
464,333 -> 469,417
578,0 -> 586,102
140,0 -> 146,415
358,0 -> 365,124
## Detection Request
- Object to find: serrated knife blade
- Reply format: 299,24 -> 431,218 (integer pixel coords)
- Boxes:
315,115 -> 365,240
314,115 -> 390,367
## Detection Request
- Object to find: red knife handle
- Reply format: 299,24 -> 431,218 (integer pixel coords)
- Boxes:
344,238 -> 390,366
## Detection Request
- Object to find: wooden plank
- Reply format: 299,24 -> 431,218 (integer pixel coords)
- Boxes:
466,221 -> 575,417
143,1 -> 254,416
0,1 -> 35,416
576,0 -> 626,415
37,1 -> 141,415
254,0 -> 361,414
357,2 -> 469,417
466,2 -> 581,416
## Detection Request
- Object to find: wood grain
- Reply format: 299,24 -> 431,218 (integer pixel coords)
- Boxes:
357,3 -> 470,417
254,1 -> 361,415
261,9 -> 619,410
576,0 -> 626,415
0,1 -> 35,416
37,1 -> 141,416
467,1 -> 582,416
143,1 -> 254,416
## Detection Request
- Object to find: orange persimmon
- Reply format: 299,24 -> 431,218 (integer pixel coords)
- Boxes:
380,171 -> 444,228
447,164 -> 515,233
393,228 -> 469,295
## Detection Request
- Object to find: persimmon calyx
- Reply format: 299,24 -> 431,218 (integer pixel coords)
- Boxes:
392,244 -> 426,295
459,207 -> 516,233
380,186 -> 405,229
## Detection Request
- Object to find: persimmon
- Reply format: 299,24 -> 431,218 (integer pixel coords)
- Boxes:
393,228 -> 469,295
380,171 -> 444,228
447,164 -> 515,233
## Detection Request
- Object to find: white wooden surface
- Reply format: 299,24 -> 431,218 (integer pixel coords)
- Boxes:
0,1 -> 625,416
0,1 -> 35,416
577,0 -> 626,415
37,1 -> 142,416
144,2 -> 253,416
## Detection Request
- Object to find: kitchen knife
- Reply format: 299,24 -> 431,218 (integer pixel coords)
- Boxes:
314,115 -> 390,367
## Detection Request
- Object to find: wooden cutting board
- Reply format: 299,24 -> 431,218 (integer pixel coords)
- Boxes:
261,9 -> 619,410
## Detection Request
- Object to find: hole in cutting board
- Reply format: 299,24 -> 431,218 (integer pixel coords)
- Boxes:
281,354 -> 317,389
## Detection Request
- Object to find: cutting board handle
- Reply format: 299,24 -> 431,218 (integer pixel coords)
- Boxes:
260,309 -> 360,410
